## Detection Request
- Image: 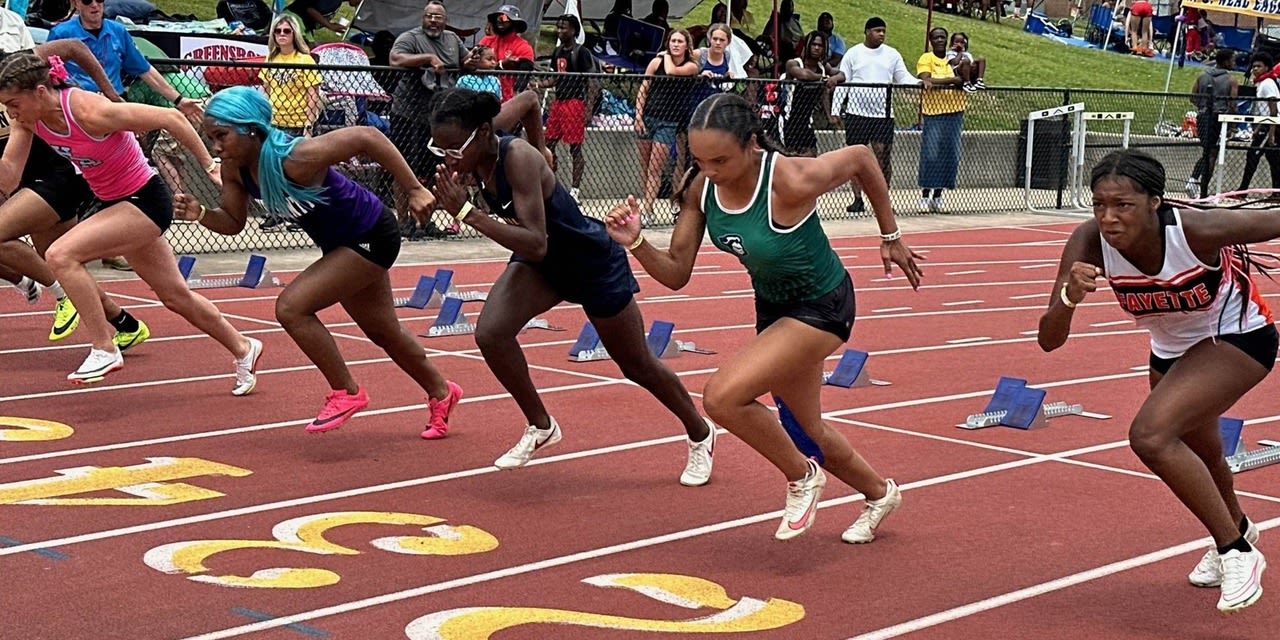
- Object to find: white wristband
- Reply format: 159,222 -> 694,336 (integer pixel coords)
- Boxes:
880,229 -> 902,242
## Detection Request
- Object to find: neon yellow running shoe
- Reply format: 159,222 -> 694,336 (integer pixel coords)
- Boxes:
49,297 -> 79,341
113,319 -> 150,352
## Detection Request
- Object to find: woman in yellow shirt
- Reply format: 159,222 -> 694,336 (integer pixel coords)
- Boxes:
261,13 -> 323,138
916,27 -> 966,213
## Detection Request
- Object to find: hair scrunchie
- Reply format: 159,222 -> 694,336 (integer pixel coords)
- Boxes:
47,56 -> 68,84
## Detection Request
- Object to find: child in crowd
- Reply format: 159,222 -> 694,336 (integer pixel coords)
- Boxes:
457,45 -> 502,100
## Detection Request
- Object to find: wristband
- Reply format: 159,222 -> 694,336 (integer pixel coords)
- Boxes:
206,159 -> 220,174
1060,283 -> 1077,308
197,205 -> 207,223
627,234 -> 645,251
175,96 -> 185,107
455,201 -> 474,223
880,228 -> 902,242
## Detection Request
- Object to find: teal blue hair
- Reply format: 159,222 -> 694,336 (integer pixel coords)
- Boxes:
205,86 -> 324,214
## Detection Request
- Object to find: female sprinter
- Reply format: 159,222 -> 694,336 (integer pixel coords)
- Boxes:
605,93 -> 924,542
177,87 -> 552,437
427,88 -> 717,486
1039,149 -> 1271,613
0,52 -> 261,390
174,85 -> 460,437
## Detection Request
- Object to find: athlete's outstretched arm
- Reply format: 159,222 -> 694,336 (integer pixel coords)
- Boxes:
1182,207 -> 1280,250
603,171 -> 707,290
73,91 -> 219,185
288,126 -> 431,207
34,40 -> 122,102
173,159 -> 251,235
0,125 -> 34,194
775,145 -> 925,288
1039,220 -> 1104,352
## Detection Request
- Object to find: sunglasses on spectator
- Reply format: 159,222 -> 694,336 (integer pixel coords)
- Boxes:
275,28 -> 294,34
80,0 -> 104,5
427,129 -> 478,159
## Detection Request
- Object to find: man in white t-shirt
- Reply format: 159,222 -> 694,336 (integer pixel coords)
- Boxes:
1238,52 -> 1280,192
826,17 -> 919,213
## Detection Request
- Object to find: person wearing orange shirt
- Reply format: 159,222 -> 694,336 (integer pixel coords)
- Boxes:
478,5 -> 535,101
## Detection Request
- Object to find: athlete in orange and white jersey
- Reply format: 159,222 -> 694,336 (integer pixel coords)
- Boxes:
1040,150 -> 1277,615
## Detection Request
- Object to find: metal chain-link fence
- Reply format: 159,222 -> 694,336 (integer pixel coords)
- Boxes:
147,58 -> 1271,254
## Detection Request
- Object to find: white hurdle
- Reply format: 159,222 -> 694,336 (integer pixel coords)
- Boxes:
1216,114 -> 1280,197
1023,103 -> 1085,214
1071,111 -> 1133,207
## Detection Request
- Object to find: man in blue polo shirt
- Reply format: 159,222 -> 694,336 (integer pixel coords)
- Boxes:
47,0 -> 202,122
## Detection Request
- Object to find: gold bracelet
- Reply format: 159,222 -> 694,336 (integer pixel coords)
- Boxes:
197,205 -> 207,223
1059,283 -> 1077,309
627,235 -> 645,251
455,201 -> 473,223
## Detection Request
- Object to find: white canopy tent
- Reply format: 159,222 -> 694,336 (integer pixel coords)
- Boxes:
351,0 -> 706,39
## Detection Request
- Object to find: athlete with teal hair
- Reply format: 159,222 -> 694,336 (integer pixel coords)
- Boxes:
175,85 -> 550,439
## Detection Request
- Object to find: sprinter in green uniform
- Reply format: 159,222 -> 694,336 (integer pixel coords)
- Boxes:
606,93 -> 923,543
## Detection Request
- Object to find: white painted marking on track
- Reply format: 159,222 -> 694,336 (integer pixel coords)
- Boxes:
1010,293 -> 1047,300
942,300 -> 983,306
643,294 -> 688,301
1089,320 -> 1130,328
871,307 -> 912,313
945,270 -> 986,276
1019,263 -> 1057,270
1020,329 -> 1039,335
946,337 -> 991,344
845,516 -> 1280,640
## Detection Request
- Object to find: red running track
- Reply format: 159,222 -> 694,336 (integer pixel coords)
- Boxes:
2,221 -> 1280,639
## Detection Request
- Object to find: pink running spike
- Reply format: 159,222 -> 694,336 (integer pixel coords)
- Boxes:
421,381 -> 464,439
307,386 -> 370,433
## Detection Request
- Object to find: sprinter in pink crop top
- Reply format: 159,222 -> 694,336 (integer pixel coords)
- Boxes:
0,52 -> 263,391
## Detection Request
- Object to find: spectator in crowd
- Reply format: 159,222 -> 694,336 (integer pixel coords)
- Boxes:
1238,52 -> 1280,194
389,0 -> 469,238
1127,0 -> 1155,57
729,0 -> 755,34
817,12 -> 845,66
603,0 -> 631,42
781,31 -> 836,157
457,45 -> 502,100
642,0 -> 672,33
701,5 -> 752,79
759,0 -> 802,61
826,17 -> 917,214
478,4 -> 535,102
947,31 -> 986,92
261,13 -> 322,139
540,14 -> 598,203
284,0 -> 357,35
634,28 -> 698,224
916,26 -> 967,213
1187,48 -> 1238,198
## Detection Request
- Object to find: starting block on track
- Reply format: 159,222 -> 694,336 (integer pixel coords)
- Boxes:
958,376 -> 1109,430
822,349 -> 890,388
177,254 -> 281,289
568,320 -> 715,362
394,269 -> 488,309
419,297 -> 563,338
1221,417 -> 1280,473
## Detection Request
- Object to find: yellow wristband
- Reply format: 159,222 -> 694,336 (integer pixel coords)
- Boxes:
1060,283 -> 1077,309
206,159 -> 220,174
197,205 -> 207,223
455,201 -> 473,223
627,234 -> 645,251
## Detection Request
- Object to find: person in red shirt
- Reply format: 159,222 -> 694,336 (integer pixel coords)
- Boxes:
478,5 -> 535,101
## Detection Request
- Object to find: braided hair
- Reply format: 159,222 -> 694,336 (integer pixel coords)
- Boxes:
673,92 -> 788,205
0,51 -> 72,94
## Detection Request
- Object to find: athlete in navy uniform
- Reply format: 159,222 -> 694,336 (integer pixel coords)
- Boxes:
427,88 -> 716,485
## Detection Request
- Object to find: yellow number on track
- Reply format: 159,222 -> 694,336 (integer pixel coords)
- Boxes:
405,573 -> 805,638
0,457 -> 251,506
144,511 -> 499,589
0,417 -> 73,442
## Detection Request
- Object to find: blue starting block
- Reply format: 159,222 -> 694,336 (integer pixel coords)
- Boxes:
419,297 -> 563,338
1221,416 -> 1280,473
394,269 -> 488,309
822,349 -> 890,388
177,254 -> 281,289
569,320 -> 715,362
959,376 -> 1107,430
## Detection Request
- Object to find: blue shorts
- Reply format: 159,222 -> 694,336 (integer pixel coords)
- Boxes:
513,239 -> 640,318
639,115 -> 679,147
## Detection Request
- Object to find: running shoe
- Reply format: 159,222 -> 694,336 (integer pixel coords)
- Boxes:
14,277 -> 39,304
49,297 -> 79,341
68,347 -> 123,383
679,418 -> 716,486
775,458 -> 826,541
1191,519 -> 1260,587
494,418 -> 562,469
421,380 -> 463,439
307,386 -> 369,433
1219,547 -> 1266,613
842,478 -> 902,543
231,337 -> 263,396
113,319 -> 151,352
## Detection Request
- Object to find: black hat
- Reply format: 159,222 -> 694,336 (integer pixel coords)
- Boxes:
488,5 -> 529,33
865,16 -> 886,31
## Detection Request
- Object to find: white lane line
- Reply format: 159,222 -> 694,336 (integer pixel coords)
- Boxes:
872,307 -> 912,313
1090,320 -> 1130,328
946,337 -> 991,344
942,300 -> 983,307
945,270 -> 986,276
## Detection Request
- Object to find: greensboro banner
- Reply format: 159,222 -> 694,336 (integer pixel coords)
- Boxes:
1182,0 -> 1280,20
